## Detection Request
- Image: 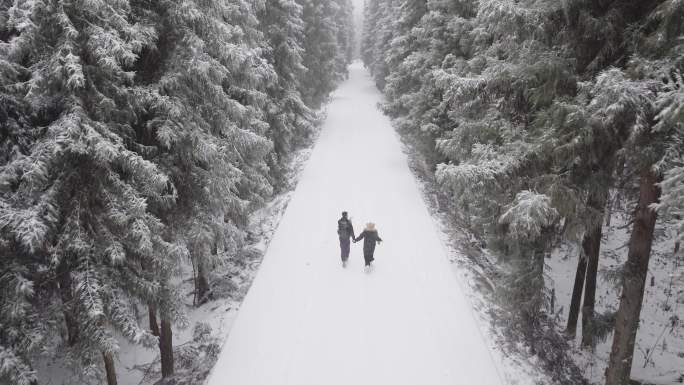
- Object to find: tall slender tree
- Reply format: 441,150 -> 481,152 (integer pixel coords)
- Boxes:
298,0 -> 353,107
260,0 -> 317,186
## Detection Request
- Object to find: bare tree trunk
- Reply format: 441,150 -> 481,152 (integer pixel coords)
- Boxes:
566,254 -> 587,337
578,188 -> 609,348
148,304 -> 160,337
160,315 -> 174,378
196,258 -> 210,305
581,221 -> 603,347
530,246 -> 546,337
57,264 -> 79,346
605,171 -> 661,385
141,259 -> 160,337
102,351 -> 118,385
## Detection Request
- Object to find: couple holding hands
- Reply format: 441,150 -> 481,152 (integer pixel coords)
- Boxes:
337,211 -> 383,272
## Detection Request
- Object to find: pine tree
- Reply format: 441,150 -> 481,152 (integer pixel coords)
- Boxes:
139,0 -> 276,311
259,0 -> 317,186
497,191 -> 559,342
360,0 -> 378,67
604,0 -> 683,381
0,1 -> 175,383
382,0 -> 427,108
366,0 -> 397,89
333,0 -> 355,78
298,0 -> 353,108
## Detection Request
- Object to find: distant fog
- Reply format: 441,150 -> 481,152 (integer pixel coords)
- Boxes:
352,0 -> 364,59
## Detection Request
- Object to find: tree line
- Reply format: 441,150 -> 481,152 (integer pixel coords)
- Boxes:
0,0 -> 353,384
362,0 -> 682,384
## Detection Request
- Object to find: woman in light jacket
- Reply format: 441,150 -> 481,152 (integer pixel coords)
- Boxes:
354,222 -> 383,271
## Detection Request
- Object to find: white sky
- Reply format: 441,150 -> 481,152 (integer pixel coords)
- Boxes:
352,0 -> 364,18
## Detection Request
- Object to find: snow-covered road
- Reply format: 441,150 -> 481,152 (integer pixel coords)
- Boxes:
206,62 -> 504,385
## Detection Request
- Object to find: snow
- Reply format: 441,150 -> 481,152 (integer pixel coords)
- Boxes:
205,62 -> 505,385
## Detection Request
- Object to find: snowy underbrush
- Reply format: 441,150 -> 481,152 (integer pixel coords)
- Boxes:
33,145 -> 317,385
398,131 -> 588,385
548,214 -> 684,385
387,122 -> 684,385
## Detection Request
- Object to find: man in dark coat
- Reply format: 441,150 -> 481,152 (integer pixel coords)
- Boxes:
354,222 -> 383,271
337,211 -> 355,267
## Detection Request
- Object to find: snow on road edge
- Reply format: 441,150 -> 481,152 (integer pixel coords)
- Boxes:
397,133 -> 553,385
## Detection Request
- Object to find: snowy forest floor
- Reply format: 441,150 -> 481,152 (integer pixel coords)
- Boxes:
548,216 -> 684,384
